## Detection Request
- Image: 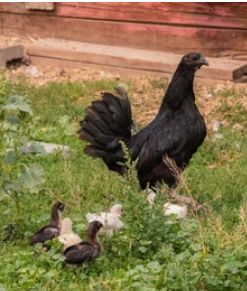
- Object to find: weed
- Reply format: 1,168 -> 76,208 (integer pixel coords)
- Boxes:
0,72 -> 46,219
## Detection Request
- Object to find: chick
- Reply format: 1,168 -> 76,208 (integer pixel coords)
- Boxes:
86,204 -> 124,236
29,201 -> 66,250
163,202 -> 187,224
58,217 -> 82,251
64,221 -> 103,267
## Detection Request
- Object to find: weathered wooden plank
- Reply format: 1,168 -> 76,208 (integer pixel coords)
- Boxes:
0,3 -> 2,35
30,55 -> 223,87
2,13 -> 247,57
58,2 -> 247,19
1,2 -> 247,29
56,2 -> 247,29
29,39 -> 246,81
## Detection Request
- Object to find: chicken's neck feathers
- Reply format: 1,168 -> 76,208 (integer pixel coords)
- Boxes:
50,209 -> 62,227
160,62 -> 195,112
87,232 -> 102,255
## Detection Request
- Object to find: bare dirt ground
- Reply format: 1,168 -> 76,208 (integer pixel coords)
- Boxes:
1,36 -> 247,133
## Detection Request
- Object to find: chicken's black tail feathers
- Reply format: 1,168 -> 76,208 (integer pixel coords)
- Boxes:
78,87 -> 132,173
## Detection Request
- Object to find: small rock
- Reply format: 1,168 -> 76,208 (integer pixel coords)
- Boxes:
212,121 -> 221,132
235,142 -> 241,150
214,133 -> 224,140
100,71 -> 111,78
25,65 -> 39,77
233,123 -> 244,131
36,142 -> 70,158
21,141 -> 70,158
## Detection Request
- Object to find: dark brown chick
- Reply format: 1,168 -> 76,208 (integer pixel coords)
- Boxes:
64,221 -> 103,267
29,201 -> 66,250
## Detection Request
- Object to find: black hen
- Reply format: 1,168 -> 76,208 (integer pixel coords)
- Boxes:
78,52 -> 208,191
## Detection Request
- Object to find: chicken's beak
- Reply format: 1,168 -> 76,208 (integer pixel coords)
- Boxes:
202,58 -> 209,66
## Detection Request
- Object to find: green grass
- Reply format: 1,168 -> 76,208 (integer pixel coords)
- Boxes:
1,76 -> 247,290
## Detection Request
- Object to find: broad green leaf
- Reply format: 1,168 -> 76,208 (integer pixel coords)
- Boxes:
0,187 -> 7,201
7,116 -> 20,125
5,180 -> 23,192
3,95 -> 33,115
29,142 -> 47,154
3,208 -> 11,215
187,272 -> 201,283
19,163 -> 45,193
138,246 -> 148,253
135,265 -> 148,273
20,141 -> 47,154
19,136 -> 29,147
44,270 -> 56,279
147,261 -> 162,272
131,282 -> 141,288
140,240 -> 152,245
20,139 -> 31,153
5,150 -> 17,165
1,172 -> 10,181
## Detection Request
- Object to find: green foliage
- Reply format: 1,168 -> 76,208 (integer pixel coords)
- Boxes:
1,77 -> 247,291
0,71 -> 46,217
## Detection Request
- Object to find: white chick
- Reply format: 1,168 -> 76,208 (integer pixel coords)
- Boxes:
57,217 -> 82,251
146,189 -> 157,205
86,204 -> 124,236
163,202 -> 187,224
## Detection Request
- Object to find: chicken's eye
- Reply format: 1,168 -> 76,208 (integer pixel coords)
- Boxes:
191,56 -> 197,60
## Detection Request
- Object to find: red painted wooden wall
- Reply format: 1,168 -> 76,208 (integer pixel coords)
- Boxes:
1,2 -> 247,58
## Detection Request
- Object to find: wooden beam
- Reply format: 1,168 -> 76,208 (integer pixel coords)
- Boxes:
2,13 -> 247,57
30,55 -> 222,87
0,3 -> 2,36
56,2 -> 247,29
1,3 -> 247,30
29,39 -> 246,82
1,3 -> 247,58
3,3 -> 246,20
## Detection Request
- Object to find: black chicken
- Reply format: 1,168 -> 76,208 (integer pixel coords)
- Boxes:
78,52 -> 208,205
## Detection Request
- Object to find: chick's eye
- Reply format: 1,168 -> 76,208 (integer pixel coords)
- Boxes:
191,56 -> 197,60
